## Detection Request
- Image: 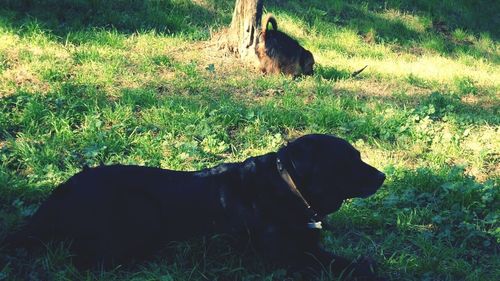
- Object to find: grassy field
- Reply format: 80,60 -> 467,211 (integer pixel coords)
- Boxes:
0,0 -> 499,280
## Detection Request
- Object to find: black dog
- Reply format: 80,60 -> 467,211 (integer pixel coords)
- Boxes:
4,134 -> 385,279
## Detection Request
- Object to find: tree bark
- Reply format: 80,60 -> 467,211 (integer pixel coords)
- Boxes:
217,0 -> 263,62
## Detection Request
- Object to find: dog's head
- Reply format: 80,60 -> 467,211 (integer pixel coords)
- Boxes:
278,134 -> 385,217
300,50 -> 315,75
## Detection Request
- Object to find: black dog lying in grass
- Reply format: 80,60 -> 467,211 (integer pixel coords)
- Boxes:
4,134 -> 385,280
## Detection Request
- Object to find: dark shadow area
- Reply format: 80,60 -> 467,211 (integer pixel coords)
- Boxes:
338,4 -> 421,43
315,66 -> 352,81
268,0 -> 499,61
364,0 -> 500,39
329,165 -> 498,280
0,0 -> 233,41
270,0 -> 499,40
315,65 -> 369,81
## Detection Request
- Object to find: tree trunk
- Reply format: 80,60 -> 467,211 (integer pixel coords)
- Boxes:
217,0 -> 263,62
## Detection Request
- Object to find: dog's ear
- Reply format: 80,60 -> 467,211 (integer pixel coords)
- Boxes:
284,139 -> 316,184
299,50 -> 315,75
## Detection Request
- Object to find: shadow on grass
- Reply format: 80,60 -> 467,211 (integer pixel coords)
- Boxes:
268,0 -> 498,61
315,65 -> 369,81
339,4 -> 421,43
1,1 -> 497,63
0,0 -> 233,42
330,165 -> 498,280
315,66 -> 352,81
270,0 -> 499,39
366,0 -> 500,39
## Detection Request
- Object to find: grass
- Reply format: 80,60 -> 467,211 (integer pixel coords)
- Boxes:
0,0 -> 499,280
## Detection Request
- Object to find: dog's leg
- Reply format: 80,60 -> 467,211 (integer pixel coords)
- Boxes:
260,227 -> 383,280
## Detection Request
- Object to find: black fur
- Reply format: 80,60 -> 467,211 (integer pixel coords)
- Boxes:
3,134 -> 385,279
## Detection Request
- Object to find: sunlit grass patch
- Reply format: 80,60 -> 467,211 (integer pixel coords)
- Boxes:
350,55 -> 499,91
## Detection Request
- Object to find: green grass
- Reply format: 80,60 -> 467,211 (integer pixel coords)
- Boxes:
0,0 -> 499,280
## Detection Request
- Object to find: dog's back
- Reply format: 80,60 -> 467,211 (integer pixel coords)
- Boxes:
1,165 -> 235,267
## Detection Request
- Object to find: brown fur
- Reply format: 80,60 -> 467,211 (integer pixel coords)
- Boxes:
256,14 -> 315,76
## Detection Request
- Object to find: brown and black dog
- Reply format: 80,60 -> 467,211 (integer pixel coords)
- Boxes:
256,14 -> 315,76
